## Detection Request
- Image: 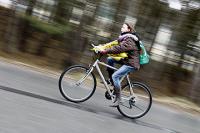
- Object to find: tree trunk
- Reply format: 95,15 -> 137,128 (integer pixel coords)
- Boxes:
110,0 -> 128,39
53,0 -> 71,24
36,34 -> 51,56
4,1 -> 17,53
18,0 -> 36,52
26,0 -> 37,16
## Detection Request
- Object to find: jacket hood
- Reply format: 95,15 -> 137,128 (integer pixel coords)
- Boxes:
118,33 -> 139,42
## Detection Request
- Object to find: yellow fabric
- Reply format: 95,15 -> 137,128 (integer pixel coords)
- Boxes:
92,40 -> 128,61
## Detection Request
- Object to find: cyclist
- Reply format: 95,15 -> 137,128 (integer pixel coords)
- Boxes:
100,22 -> 140,107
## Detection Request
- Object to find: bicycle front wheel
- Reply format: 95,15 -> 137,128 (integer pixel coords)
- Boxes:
117,82 -> 152,119
59,65 -> 96,103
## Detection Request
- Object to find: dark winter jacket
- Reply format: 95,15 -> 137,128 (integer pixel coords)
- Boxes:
104,32 -> 140,69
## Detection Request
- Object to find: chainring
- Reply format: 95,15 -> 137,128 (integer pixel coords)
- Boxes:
105,90 -> 114,100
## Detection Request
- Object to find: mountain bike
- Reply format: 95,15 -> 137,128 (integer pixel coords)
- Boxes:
58,44 -> 152,119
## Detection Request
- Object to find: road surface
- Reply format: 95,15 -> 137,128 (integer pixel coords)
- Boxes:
0,60 -> 199,133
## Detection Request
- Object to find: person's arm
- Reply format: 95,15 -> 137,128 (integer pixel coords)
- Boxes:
101,40 -> 118,49
95,40 -> 118,52
103,38 -> 136,54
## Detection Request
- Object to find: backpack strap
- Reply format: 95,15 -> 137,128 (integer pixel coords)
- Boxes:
132,32 -> 141,51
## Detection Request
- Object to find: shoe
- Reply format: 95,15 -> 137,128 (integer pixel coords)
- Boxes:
109,89 -> 121,107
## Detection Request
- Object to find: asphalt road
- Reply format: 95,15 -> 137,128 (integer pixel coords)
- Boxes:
0,60 -> 199,133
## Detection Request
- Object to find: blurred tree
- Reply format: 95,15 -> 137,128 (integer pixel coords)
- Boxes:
53,0 -> 72,24
176,9 -> 199,68
26,0 -> 37,16
167,9 -> 200,94
191,58 -> 200,104
62,0 -> 101,66
85,0 -> 101,25
35,0 -> 71,56
77,0 -> 99,51
136,0 -> 166,53
189,9 -> 200,104
3,0 -> 18,53
18,0 -> 37,52
110,0 -> 128,39
19,16 -> 71,56
71,1 -> 86,51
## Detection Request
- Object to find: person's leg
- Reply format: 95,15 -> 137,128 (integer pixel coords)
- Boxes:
112,65 -> 135,90
106,57 -> 118,84
110,65 -> 135,107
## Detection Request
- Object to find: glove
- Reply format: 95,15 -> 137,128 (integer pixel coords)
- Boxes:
99,50 -> 107,55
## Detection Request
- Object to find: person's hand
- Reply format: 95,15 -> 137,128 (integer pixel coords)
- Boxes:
99,50 -> 107,55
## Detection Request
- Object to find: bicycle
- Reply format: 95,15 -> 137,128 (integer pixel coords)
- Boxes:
58,44 -> 152,119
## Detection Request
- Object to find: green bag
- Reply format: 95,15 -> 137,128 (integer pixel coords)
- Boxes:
139,41 -> 150,65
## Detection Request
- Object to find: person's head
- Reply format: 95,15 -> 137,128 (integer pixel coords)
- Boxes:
121,23 -> 134,33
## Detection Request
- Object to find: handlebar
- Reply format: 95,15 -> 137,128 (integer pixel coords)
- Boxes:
90,43 -> 103,54
90,43 -> 104,60
91,43 -> 96,47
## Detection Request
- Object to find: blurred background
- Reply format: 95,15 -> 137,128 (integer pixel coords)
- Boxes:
0,0 -> 199,105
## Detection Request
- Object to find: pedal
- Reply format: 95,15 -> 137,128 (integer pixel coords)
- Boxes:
105,90 -> 114,100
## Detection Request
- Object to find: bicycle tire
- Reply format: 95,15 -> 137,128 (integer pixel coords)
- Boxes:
117,82 -> 152,119
59,65 -> 97,103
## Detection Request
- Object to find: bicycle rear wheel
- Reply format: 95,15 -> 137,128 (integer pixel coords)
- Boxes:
117,82 -> 152,119
59,65 -> 96,103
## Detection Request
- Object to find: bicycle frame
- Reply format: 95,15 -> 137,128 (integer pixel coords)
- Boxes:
81,58 -> 135,102
59,46 -> 152,118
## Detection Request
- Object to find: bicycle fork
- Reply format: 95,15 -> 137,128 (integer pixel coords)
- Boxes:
75,65 -> 95,86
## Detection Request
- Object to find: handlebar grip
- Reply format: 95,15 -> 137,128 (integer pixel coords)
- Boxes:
91,43 -> 96,47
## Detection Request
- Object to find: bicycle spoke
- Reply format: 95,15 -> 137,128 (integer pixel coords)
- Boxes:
120,103 -> 131,109
117,82 -> 152,119
131,104 -> 144,111
59,65 -> 96,103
